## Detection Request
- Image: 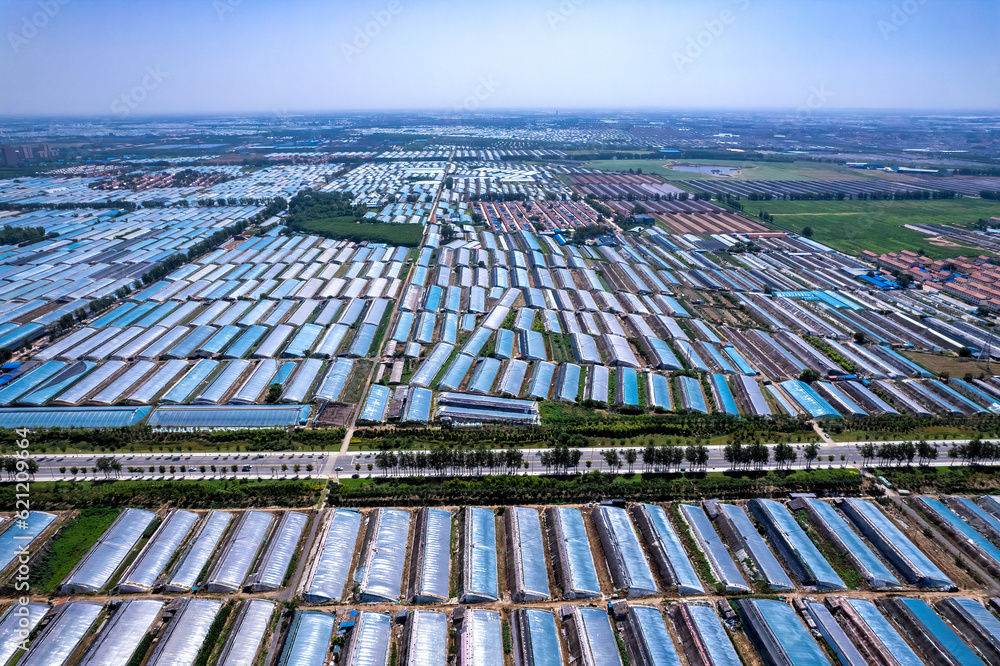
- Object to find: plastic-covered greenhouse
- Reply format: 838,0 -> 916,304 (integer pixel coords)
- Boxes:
18,601 -> 103,666
165,510 -> 233,592
630,503 -> 703,595
0,511 -> 56,572
79,599 -> 163,666
358,508 -> 411,603
459,610 -> 503,666
462,506 -> 499,603
411,508 -> 452,604
216,599 -> 277,666
0,602 -> 48,665
277,610 -> 335,666
204,510 -> 274,593
402,610 -> 448,666
61,508 -> 156,594
342,612 -> 392,666
249,511 -> 308,591
147,598 -> 221,666
506,506 -> 549,602
546,506 -> 601,599
593,505 -> 658,597
302,508 -> 363,604
118,509 -> 199,593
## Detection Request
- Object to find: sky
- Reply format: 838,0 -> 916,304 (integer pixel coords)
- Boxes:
1,0 -> 998,116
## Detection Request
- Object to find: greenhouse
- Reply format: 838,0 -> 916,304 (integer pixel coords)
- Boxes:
148,404 -> 310,429
717,503 -> 794,592
314,358 -> 354,402
402,611 -> 449,666
889,596 -> 987,665
0,602 -> 47,665
359,385 -> 392,423
506,506 -> 550,602
411,508 -> 452,603
342,612 -> 392,666
616,367 -> 639,408
671,604 -> 743,666
411,343 -> 455,387
565,606 -> 622,666
61,508 -> 156,594
438,353 -> 475,391
282,358 -> 324,403
631,503 -> 703,595
126,359 -> 189,404
0,511 -> 56,572
593,504 -> 658,597
462,506 -> 499,603
468,357 -> 502,394
527,362 -> 554,400
840,598 -> 925,666
313,323 -> 350,357
79,599 -> 163,666
555,363 -> 581,403
511,608 -> 562,666
547,506 -> 601,598
250,510 -> 309,591
840,498 -> 954,588
204,510 -> 275,593
358,508 -> 411,603
166,510 -> 233,592
498,359 -> 528,396
647,373 -> 672,410
118,509 -> 199,593
738,599 -> 832,666
147,598 -> 221,666
192,359 -> 250,404
302,508 -> 363,604
802,499 -> 899,588
623,605 -> 683,666
18,601 -> 103,666
748,499 -> 844,590
459,610 -> 503,666
229,359 -> 279,404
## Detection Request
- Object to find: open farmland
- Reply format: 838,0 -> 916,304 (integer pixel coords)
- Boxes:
754,198 -> 1000,258
286,217 -> 425,246
583,158 -> 878,181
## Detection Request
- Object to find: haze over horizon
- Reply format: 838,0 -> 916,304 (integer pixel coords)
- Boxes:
1,0 -> 999,117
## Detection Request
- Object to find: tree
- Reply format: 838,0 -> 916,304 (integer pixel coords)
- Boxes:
774,442 -> 796,469
799,368 -> 821,383
265,383 -> 282,404
623,448 -> 637,473
803,442 -> 820,469
603,449 -> 621,473
441,224 -> 457,243
802,226 -> 813,237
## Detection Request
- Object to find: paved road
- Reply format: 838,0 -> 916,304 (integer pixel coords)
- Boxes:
21,438 -> 972,482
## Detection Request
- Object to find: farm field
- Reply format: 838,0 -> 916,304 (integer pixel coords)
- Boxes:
582,158 -> 876,181
290,218 -> 424,246
755,198 -> 1000,258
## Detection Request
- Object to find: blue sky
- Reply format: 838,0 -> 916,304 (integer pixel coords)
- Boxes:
1,0 -> 997,116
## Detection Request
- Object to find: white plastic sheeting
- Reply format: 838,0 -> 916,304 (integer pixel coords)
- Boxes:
80,599 -> 164,666
217,599 -> 277,666
205,510 -> 274,593
118,509 -> 198,593
166,510 -> 233,592
147,598 -> 221,666
250,511 -> 308,591
302,508 -> 363,604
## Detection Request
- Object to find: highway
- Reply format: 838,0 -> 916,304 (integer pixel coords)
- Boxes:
17,438 -> 972,482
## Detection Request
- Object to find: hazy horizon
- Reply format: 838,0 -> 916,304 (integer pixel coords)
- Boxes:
2,0 -> 999,117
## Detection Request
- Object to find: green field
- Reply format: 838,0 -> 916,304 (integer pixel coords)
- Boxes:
291,218 -> 424,246
753,198 -> 1000,258
581,159 -> 875,182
